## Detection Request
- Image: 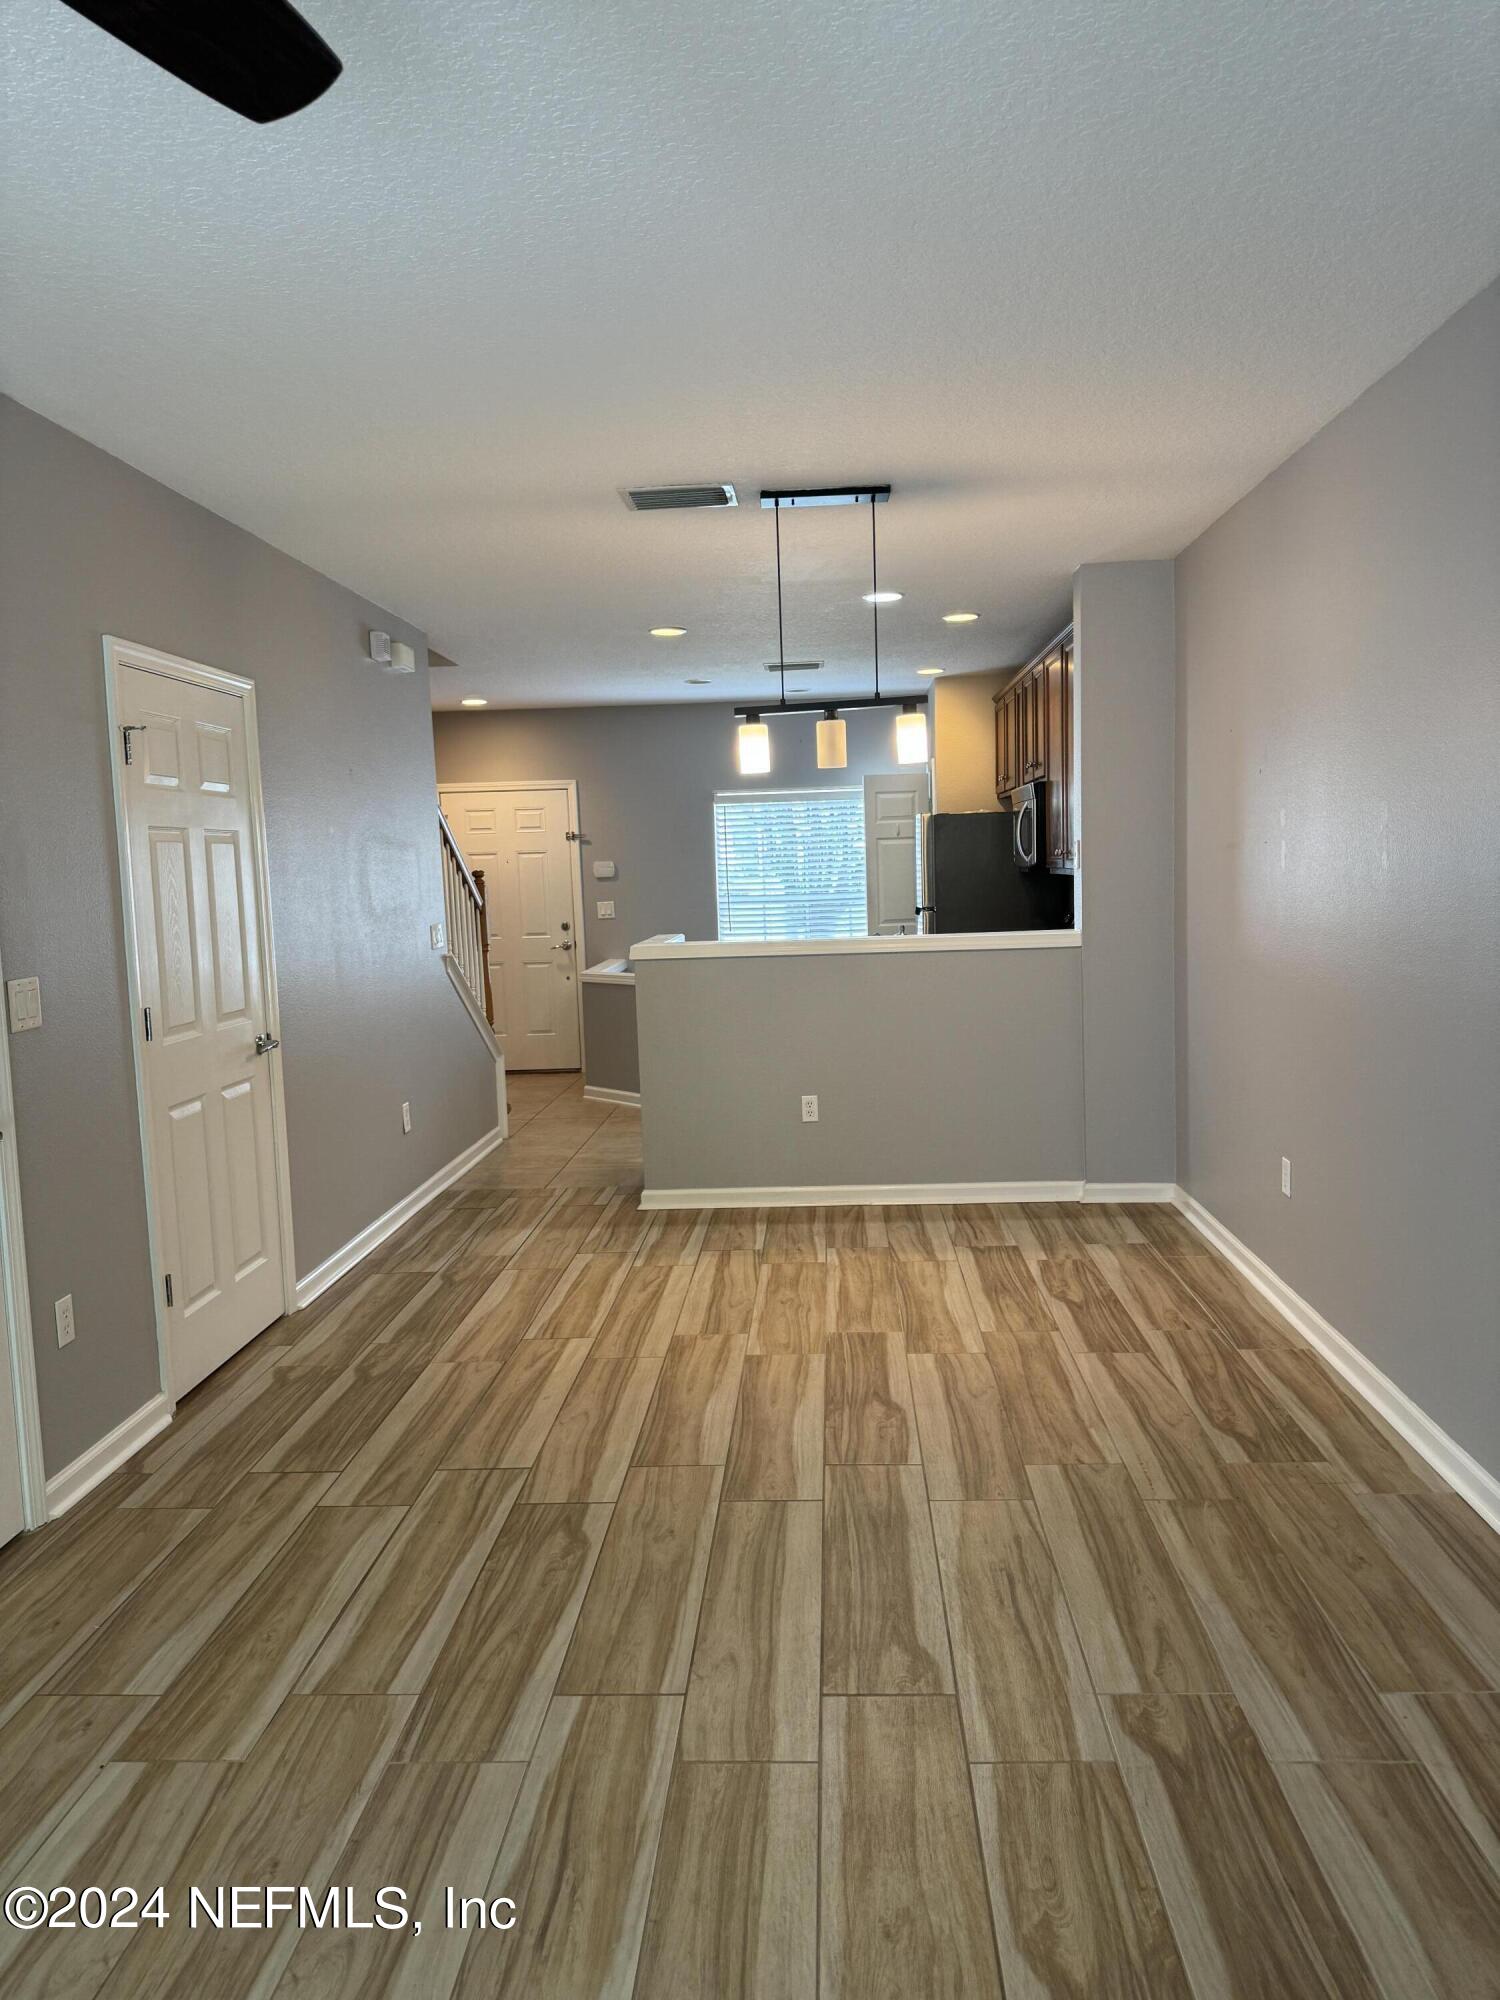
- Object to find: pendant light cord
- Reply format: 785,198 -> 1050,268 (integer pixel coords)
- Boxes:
775,500 -> 787,710
870,494 -> 881,700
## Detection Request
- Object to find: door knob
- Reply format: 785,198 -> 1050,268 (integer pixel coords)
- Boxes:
254,1032 -> 281,1055
554,940 -> 574,953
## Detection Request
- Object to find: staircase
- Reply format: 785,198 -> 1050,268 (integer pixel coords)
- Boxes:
439,812 -> 507,1137
439,811 -> 494,1026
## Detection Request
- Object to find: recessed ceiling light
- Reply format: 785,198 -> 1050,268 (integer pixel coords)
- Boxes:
862,590 -> 903,605
685,677 -> 710,685
918,666 -> 944,676
650,626 -> 687,638
459,697 -> 489,707
942,611 -> 979,624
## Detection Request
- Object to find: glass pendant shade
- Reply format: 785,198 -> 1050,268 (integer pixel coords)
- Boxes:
815,713 -> 848,769
737,718 -> 771,775
895,705 -> 929,765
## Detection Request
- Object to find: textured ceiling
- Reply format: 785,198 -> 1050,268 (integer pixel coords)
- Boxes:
3,0 -> 1497,707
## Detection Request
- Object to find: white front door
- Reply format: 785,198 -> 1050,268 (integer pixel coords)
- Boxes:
117,660 -> 289,1397
439,786 -> 582,1070
864,771 -> 931,935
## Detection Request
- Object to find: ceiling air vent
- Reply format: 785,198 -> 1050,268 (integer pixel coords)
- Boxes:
624,483 -> 738,512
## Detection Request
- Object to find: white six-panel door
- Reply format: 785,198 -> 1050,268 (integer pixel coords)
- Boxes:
864,771 -> 931,935
439,785 -> 582,1069
117,659 -> 289,1397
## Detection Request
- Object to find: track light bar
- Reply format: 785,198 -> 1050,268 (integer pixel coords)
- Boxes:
758,486 -> 891,508
732,691 -> 927,719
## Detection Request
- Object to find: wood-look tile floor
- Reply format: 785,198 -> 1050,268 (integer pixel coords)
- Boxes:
3,1071 -> 1499,1996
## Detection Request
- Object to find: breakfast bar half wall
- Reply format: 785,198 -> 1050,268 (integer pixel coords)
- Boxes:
634,931 -> 1115,1203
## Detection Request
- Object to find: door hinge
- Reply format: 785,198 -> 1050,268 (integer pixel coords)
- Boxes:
564,829 -> 580,841
163,1273 -> 173,1308
143,1005 -> 153,1043
121,723 -> 145,766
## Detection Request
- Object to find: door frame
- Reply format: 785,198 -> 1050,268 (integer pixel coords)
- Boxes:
437,780 -> 588,1071
103,638 -> 298,1408
0,941 -> 48,1531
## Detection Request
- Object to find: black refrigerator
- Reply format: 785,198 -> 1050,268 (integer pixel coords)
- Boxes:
919,810 -> 1073,932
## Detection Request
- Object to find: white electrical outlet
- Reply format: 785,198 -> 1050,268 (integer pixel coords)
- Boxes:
401,1101 -> 412,1134
801,1094 -> 819,1123
596,899 -> 616,920
1281,1156 -> 1292,1197
430,921 -> 446,951
55,1293 -> 75,1348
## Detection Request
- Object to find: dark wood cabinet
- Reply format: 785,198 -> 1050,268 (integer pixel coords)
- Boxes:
1044,643 -> 1069,868
1023,657 -> 1049,781
994,685 -> 1020,794
994,630 -> 1076,873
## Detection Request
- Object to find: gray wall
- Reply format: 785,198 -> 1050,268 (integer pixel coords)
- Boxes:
1175,279 -> 1500,1477
1076,562 -> 1178,1185
433,701 -> 923,965
638,947 -> 1084,1190
581,983 -> 639,1096
0,399 -> 497,1475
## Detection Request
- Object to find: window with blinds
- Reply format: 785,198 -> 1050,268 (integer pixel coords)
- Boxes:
713,789 -> 867,941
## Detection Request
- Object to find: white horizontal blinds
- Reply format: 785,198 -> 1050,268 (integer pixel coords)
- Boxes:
714,789 -> 867,941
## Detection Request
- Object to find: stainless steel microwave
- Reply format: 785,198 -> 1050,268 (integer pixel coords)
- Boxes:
1012,781 -> 1044,869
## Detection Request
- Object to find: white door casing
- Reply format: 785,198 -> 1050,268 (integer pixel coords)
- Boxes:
439,783 -> 584,1070
864,771 -> 931,936
108,643 -> 293,1400
0,942 -> 47,1540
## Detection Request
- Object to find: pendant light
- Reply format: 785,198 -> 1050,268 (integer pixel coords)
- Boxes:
740,500 -> 790,777
732,485 -> 925,761
737,712 -> 771,774
896,701 -> 929,764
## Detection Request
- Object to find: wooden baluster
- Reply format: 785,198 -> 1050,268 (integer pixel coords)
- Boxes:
472,868 -> 496,1025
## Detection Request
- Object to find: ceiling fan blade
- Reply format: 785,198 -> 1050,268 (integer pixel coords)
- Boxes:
59,0 -> 341,123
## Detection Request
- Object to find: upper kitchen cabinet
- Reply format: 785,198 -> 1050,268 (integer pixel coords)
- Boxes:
1021,658 -> 1047,781
995,680 -> 1021,794
995,629 -> 1077,874
1044,639 -> 1076,871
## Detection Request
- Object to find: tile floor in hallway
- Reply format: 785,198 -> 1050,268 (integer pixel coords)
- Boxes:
1,1071 -> 1498,1996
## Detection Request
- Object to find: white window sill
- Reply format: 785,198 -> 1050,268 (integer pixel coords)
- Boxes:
629,929 -> 1080,962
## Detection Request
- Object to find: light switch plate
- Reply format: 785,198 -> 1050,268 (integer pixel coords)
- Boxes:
6,976 -> 41,1033
596,900 -> 616,919
430,921 -> 446,951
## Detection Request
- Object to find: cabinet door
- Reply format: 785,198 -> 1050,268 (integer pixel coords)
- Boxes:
1063,639 -> 1078,867
995,687 -> 1017,795
1023,662 -> 1046,780
1045,647 -> 1068,866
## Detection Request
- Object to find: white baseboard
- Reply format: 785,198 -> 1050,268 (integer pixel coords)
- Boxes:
640,1180 -> 1086,1210
294,1126 -> 504,1311
1174,1187 -> 1500,1536
1081,1182 -> 1177,1203
583,1085 -> 640,1107
45,1392 -> 173,1519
